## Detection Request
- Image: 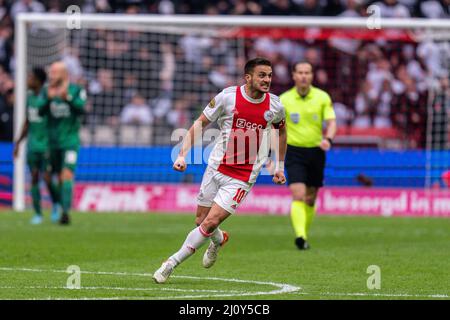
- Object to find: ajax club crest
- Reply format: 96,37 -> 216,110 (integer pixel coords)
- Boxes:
264,110 -> 274,122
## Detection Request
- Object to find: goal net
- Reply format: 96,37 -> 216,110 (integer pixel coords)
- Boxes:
13,14 -> 450,216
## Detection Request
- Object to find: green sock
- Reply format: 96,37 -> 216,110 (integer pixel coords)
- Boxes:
305,204 -> 316,237
290,201 -> 308,239
47,181 -> 60,205
31,184 -> 41,216
61,180 -> 73,215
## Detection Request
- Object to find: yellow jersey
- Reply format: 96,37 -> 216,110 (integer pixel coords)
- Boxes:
280,86 -> 335,148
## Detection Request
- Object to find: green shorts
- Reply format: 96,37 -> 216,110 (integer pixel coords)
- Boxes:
49,148 -> 79,174
26,150 -> 49,173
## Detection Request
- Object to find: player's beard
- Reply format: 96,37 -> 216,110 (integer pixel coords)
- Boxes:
253,79 -> 270,95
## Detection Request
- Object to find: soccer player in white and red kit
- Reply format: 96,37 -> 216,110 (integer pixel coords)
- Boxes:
153,58 -> 287,283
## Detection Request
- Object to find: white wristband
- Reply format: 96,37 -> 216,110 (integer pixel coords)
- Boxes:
276,161 -> 285,172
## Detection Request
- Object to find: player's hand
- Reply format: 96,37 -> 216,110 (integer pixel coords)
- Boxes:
173,156 -> 187,172
47,86 -> 58,99
48,82 -> 68,100
320,138 -> 331,151
272,171 -> 286,185
58,82 -> 69,100
13,144 -> 19,158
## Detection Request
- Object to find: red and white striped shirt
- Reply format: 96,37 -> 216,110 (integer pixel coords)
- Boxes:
203,85 -> 285,183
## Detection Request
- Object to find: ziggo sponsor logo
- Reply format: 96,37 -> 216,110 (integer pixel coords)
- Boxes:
236,118 -> 264,130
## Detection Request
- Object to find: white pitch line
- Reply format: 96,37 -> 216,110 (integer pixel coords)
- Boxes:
162,275 -> 300,299
3,267 -> 446,299
0,267 -> 300,299
0,285 -> 242,294
12,290 -> 450,300
147,290 -> 448,300
316,291 -> 449,299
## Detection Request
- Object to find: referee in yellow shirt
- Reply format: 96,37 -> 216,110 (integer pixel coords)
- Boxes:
280,61 -> 336,250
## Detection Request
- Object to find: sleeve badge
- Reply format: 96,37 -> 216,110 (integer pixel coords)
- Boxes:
208,98 -> 216,108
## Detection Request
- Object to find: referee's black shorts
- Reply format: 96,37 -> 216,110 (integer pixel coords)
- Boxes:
285,145 -> 326,187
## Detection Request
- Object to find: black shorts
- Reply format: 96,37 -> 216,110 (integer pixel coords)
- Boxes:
285,145 -> 326,187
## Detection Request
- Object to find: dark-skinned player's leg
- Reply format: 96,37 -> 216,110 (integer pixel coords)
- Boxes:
59,167 -> 74,225
29,168 -> 43,225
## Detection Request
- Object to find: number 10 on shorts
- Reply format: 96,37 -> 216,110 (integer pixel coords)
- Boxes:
233,188 -> 247,204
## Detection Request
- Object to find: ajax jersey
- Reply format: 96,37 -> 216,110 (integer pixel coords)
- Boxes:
203,86 -> 285,184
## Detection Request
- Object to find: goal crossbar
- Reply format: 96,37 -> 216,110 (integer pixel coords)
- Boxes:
16,13 -> 450,29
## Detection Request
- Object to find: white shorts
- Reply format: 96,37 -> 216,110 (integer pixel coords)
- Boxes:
197,166 -> 253,214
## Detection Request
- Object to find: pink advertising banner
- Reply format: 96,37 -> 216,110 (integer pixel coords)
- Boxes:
73,183 -> 450,217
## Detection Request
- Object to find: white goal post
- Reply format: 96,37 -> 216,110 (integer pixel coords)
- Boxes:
13,13 -> 450,212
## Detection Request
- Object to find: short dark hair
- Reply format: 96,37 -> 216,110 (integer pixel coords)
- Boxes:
244,57 -> 272,75
292,61 -> 313,72
31,67 -> 47,84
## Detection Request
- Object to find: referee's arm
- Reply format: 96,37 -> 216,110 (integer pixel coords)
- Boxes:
320,118 -> 337,151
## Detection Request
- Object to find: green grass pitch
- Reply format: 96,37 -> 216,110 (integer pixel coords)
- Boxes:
0,211 -> 449,300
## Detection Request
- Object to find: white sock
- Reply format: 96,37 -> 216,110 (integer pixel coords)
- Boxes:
210,228 -> 224,246
169,226 -> 211,266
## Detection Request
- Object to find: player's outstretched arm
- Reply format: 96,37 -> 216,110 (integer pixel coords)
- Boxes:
37,88 -> 51,117
272,125 -> 287,185
173,113 -> 211,172
13,121 -> 29,158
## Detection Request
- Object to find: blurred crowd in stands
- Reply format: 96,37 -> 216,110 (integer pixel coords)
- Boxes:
0,0 -> 449,148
